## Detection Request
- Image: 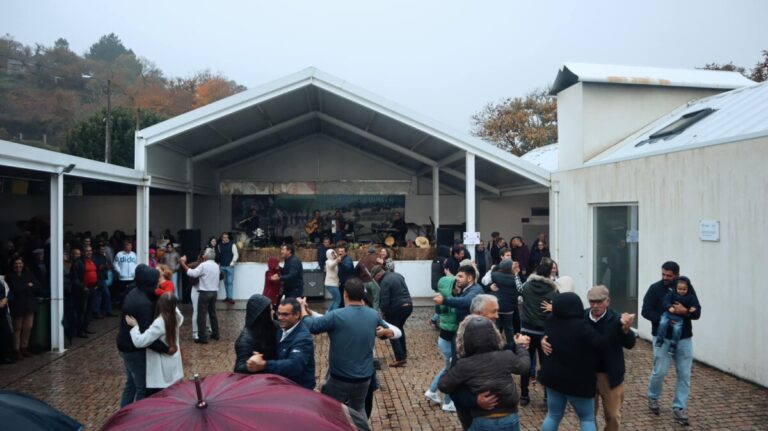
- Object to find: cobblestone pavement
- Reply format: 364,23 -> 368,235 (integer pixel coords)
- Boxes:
2,305 -> 767,430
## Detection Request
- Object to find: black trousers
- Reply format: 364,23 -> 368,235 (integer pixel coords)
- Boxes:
196,291 -> 219,341
382,304 -> 413,361
520,331 -> 545,398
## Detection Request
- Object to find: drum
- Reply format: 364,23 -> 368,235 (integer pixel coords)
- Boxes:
384,235 -> 396,247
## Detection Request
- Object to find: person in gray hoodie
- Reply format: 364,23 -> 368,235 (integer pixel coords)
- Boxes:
439,315 -> 530,430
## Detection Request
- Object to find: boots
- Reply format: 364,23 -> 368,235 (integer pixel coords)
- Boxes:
21,348 -> 32,357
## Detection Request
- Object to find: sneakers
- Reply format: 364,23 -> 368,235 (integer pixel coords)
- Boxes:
442,401 -> 456,412
673,408 -> 689,426
648,398 -> 660,415
668,345 -> 677,356
424,389 -> 441,405
655,338 -> 664,348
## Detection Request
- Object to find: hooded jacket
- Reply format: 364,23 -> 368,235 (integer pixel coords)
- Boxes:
116,264 -> 169,354
434,275 -> 458,334
324,249 -> 339,287
438,316 -> 529,417
263,257 -> 281,306
234,294 -> 278,373
538,293 -> 618,398
520,274 -> 559,332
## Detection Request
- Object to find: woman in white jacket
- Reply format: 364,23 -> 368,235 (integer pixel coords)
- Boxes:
125,292 -> 184,394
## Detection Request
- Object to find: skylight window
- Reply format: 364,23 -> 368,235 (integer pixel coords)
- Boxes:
648,108 -> 715,140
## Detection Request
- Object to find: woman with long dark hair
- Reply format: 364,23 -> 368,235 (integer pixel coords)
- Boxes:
125,292 -> 184,394
234,294 -> 278,373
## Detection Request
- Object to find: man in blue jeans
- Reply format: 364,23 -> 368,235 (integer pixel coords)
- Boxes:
641,261 -> 701,426
217,232 -> 238,304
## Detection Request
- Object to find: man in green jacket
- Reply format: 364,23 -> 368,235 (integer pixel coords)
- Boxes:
425,275 -> 459,412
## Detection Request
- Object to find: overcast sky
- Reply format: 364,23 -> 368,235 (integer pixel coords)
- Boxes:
2,0 -> 766,131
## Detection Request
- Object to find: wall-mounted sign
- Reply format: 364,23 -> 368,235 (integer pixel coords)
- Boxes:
699,220 -> 720,242
463,231 -> 481,245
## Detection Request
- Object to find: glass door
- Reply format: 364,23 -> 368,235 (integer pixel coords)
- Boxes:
593,205 -> 639,317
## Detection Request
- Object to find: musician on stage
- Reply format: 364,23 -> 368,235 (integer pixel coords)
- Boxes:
306,210 -> 327,244
330,209 -> 346,243
238,208 -> 260,236
391,212 -> 408,245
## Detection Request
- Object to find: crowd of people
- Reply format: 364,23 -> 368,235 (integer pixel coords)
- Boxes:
2,225 -> 701,430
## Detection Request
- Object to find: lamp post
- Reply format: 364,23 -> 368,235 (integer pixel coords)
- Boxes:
82,74 -> 112,164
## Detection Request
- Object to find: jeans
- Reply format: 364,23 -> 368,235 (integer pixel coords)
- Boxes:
326,286 -> 341,311
383,304 -> 413,361
172,272 -> 180,300
541,387 -> 596,431
469,413 -> 520,431
656,312 -> 683,346
429,335 -> 454,403
648,337 -> 693,410
191,287 -> 211,340
196,290 -> 219,342
322,375 -> 371,419
119,350 -> 147,407
496,311 -> 519,344
93,279 -> 112,315
221,266 -> 235,300
520,331 -> 544,398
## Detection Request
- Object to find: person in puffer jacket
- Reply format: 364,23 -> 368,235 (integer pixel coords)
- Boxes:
439,315 -> 530,431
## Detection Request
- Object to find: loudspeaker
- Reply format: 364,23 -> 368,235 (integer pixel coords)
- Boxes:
178,229 -> 201,259
303,269 -> 326,299
436,228 -> 455,248
177,229 -> 200,304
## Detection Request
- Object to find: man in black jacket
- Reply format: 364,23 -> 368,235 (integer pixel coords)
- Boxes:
585,285 -> 636,431
372,265 -> 412,367
271,244 -> 303,298
117,264 -> 170,407
641,261 -> 700,425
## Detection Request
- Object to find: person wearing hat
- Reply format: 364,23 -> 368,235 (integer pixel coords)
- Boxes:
542,285 -> 636,431
538,292 -> 634,431
372,265 -> 412,367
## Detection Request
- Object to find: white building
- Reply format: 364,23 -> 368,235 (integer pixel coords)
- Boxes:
547,63 -> 767,386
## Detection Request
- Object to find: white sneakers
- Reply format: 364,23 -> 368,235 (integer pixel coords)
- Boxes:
441,401 -> 456,412
424,389 -> 441,405
425,390 -> 456,413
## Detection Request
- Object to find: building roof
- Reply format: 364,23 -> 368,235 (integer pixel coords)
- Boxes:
589,80 -> 768,165
138,67 -> 550,194
551,62 -> 754,95
521,143 -> 559,172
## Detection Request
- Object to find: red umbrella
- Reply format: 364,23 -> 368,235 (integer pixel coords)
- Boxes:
102,373 -> 367,431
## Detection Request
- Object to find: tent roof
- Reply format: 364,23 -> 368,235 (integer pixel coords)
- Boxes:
138,68 -> 550,195
0,139 -> 145,185
551,62 -> 754,95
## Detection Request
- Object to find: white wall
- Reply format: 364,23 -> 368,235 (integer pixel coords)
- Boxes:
558,83 -> 726,170
552,136 -> 768,386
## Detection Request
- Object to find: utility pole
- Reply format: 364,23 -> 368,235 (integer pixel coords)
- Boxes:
105,79 -> 112,164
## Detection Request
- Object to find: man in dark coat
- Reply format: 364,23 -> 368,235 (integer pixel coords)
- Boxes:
372,266 -> 412,367
245,297 -> 315,390
116,264 -> 170,407
272,244 -> 303,298
641,261 -> 701,425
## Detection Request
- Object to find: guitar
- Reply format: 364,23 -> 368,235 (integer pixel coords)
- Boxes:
305,219 -> 319,235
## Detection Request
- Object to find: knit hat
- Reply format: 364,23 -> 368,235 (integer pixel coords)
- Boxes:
498,259 -> 513,272
370,265 -> 385,279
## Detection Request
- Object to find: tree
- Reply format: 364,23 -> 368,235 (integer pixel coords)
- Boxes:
471,87 -> 557,156
700,51 -> 767,83
86,33 -> 131,63
194,75 -> 243,108
750,50 -> 768,82
65,107 -> 164,167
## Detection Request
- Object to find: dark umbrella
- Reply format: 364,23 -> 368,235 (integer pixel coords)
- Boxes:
0,389 -> 83,431
102,373 -> 369,431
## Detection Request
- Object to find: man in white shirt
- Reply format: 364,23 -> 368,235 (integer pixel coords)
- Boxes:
180,248 -> 220,344
113,241 -> 137,303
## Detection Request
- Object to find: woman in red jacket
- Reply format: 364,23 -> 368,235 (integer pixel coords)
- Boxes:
262,256 -> 281,307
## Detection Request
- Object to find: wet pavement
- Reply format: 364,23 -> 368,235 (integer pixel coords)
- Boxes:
2,304 -> 767,430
